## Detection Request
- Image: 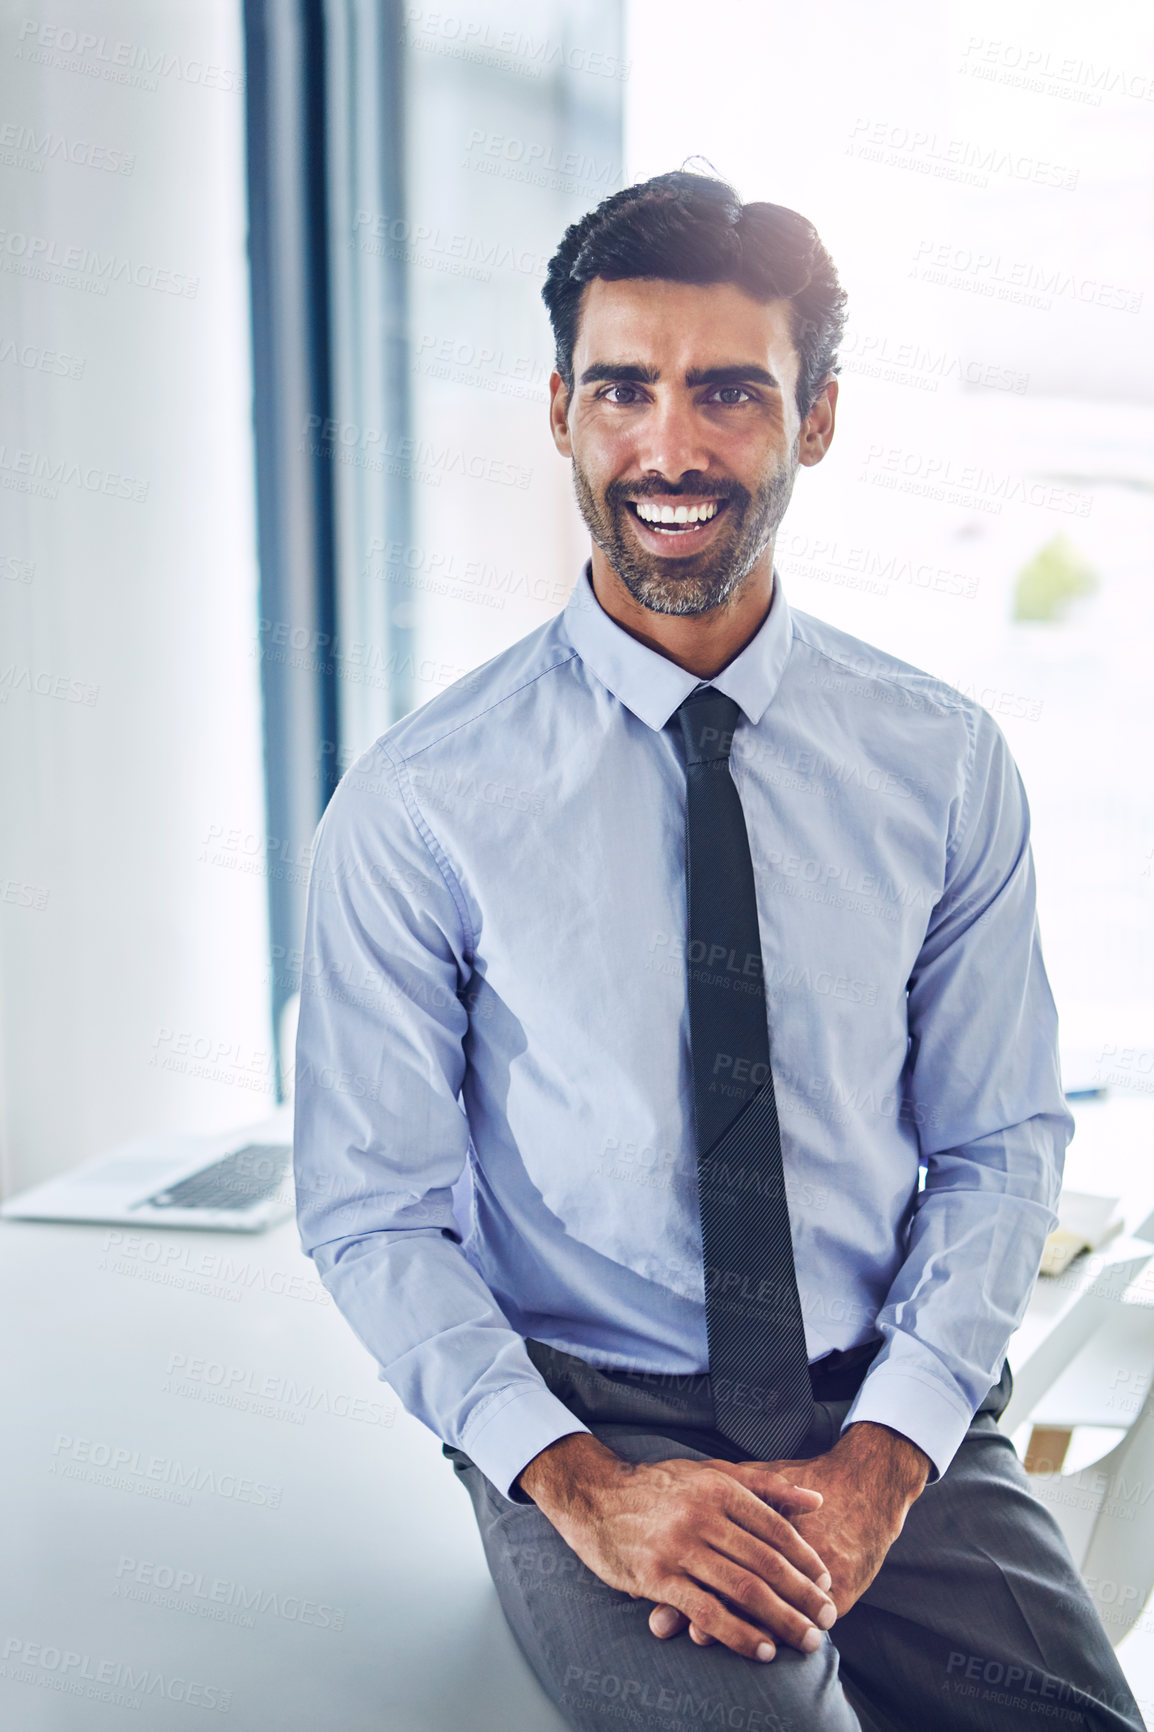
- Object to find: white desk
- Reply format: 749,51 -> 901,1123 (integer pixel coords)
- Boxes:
0,1215 -> 569,1732
3,1095 -> 1151,1731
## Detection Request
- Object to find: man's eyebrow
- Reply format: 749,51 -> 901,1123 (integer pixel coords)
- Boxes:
685,364 -> 779,389
578,363 -> 661,386
577,362 -> 780,389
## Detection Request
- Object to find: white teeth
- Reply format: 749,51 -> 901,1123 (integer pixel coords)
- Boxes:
633,499 -> 721,525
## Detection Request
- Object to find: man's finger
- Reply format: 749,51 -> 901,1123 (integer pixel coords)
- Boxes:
705,1520 -> 837,1628
648,1603 -> 721,1648
692,1544 -> 831,1653
714,1474 -> 834,1588
663,1577 -> 782,1663
649,1604 -> 687,1639
726,1461 -> 824,1513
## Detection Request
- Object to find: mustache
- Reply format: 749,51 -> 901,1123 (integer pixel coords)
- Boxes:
605,477 -> 750,510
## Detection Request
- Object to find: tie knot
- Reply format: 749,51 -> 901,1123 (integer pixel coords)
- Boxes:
677,688 -> 742,765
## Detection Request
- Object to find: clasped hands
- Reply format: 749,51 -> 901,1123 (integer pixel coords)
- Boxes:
517,1421 -> 930,1664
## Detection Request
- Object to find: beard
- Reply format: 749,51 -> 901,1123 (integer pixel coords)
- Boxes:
571,437 -> 800,617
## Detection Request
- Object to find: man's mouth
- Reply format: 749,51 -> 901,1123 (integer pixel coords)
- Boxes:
625,498 -> 730,536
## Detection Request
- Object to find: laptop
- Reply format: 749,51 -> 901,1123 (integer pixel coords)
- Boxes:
0,1106 -> 295,1233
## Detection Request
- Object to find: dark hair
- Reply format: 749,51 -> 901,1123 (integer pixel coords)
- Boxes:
542,170 -> 847,419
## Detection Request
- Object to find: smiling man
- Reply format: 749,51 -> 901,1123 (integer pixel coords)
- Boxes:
293,173 -> 1145,1731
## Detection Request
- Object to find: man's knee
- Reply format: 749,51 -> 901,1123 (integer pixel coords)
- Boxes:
548,1628 -> 860,1732
454,1450 -> 861,1732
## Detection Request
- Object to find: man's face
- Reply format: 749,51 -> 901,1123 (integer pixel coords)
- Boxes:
550,278 -> 831,617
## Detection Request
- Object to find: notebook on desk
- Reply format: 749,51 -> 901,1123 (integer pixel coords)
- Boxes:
1040,1189 -> 1125,1278
0,1108 -> 295,1232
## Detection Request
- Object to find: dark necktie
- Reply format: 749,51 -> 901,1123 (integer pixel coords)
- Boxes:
676,686 -> 814,1461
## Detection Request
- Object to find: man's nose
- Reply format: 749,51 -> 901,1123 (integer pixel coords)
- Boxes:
635,395 -> 712,482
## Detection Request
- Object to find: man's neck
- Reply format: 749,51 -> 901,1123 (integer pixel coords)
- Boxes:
588,546 -> 775,680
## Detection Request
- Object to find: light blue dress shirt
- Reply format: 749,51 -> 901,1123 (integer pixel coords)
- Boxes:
293,563 -> 1072,1496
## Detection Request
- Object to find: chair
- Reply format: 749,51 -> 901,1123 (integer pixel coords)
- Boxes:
1006,1233 -> 1154,1645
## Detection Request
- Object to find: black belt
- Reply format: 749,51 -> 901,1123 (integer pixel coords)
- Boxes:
522,1334 -> 886,1443
807,1338 -> 884,1402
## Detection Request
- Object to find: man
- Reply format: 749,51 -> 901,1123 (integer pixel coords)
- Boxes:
294,172 -> 1145,1730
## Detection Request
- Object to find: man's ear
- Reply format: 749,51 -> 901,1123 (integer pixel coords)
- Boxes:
549,370 -> 573,458
798,376 -> 838,468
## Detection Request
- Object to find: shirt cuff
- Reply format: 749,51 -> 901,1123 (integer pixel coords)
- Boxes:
839,1364 -> 976,1482
459,1381 -> 591,1501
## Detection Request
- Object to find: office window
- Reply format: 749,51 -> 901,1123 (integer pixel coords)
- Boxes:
245,0 -> 624,1077
625,0 -> 1154,1090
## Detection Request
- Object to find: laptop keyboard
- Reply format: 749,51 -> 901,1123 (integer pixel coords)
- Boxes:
140,1143 -> 292,1212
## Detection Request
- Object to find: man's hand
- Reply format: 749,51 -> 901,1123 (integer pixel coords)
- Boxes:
517,1432 -> 838,1663
649,1421 -> 931,1647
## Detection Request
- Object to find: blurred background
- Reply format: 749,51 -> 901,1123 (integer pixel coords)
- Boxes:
2,3 -> 1154,1725
2,0 -> 1152,1197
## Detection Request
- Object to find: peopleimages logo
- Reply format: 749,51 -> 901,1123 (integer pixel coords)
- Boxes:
911,239 -> 1142,313
0,228 -> 198,297
462,129 -> 622,196
846,116 -> 1079,190
0,443 -> 148,502
403,8 -> 630,81
50,1433 -> 283,1509
1,1636 -> 231,1713
0,122 -> 134,175
859,442 -> 1094,518
351,211 -> 549,282
162,1352 -> 395,1428
113,1556 -> 346,1632
959,37 -> 1154,106
0,336 -> 85,380
15,20 -> 245,92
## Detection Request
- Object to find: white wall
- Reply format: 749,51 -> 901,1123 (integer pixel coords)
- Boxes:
0,0 -> 273,1193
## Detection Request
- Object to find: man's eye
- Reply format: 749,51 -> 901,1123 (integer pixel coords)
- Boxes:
711,386 -> 752,405
601,384 -> 642,404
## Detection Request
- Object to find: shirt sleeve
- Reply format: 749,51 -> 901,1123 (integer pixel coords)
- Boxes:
841,704 -> 1073,1478
292,743 -> 588,1498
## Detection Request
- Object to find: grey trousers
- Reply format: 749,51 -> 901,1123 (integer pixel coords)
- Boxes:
446,1343 -> 1147,1732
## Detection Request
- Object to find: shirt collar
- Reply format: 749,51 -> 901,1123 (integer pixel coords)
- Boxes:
561,561 -> 793,731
